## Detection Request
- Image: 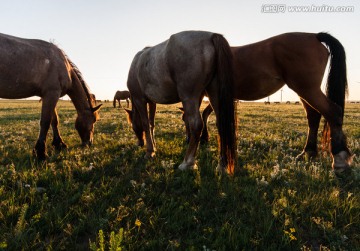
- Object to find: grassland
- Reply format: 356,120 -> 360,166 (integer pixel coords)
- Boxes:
0,100 -> 359,250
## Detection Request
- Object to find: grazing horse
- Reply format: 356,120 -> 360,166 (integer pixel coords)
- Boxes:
0,33 -> 102,160
191,32 -> 352,172
113,90 -> 130,108
125,31 -> 237,173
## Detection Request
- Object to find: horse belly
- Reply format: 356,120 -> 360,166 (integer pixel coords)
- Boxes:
0,73 -> 42,99
235,77 -> 285,101
141,78 -> 180,104
0,57 -> 50,99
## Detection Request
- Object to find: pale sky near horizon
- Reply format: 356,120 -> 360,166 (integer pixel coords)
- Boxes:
1,0 -> 359,101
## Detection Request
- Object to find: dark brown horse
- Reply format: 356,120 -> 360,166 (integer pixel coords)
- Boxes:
0,33 -> 102,160
125,31 -> 237,173
113,90 -> 130,108
191,32 -> 352,172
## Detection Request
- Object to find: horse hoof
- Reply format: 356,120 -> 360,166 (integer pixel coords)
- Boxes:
145,152 -> 155,159
178,162 -> 198,171
216,164 -> 231,175
53,142 -> 68,151
332,151 -> 353,173
296,150 -> 317,161
33,149 -> 47,161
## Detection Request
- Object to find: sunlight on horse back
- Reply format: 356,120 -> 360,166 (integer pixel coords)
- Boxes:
0,33 -> 102,160
126,30 -> 237,174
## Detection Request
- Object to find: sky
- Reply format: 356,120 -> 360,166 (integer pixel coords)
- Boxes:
1,0 -> 359,102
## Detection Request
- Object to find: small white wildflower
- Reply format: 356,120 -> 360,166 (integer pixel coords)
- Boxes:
257,176 -> 268,186
24,184 -> 31,188
141,183 -> 146,189
271,165 -> 288,180
130,180 -> 137,187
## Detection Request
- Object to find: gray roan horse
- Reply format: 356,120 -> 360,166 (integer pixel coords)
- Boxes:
125,31 -> 237,173
0,33 -> 102,160
113,90 -> 130,108
189,32 -> 352,173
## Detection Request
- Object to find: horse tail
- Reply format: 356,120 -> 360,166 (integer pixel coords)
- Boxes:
113,93 -> 117,108
211,34 -> 237,174
316,32 -> 348,150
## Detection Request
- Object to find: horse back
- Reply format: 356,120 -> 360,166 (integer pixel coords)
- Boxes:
135,31 -> 216,104
0,33 -> 72,99
232,32 -> 329,99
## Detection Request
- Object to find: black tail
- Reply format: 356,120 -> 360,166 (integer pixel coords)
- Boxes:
316,33 -> 348,150
211,34 -> 237,174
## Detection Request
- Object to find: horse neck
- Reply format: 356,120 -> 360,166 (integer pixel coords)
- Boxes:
67,79 -> 92,115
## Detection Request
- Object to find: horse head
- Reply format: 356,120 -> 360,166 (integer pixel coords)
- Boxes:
125,108 -> 144,146
75,104 -> 102,146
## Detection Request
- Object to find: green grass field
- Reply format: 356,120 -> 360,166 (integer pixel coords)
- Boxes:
0,100 -> 359,250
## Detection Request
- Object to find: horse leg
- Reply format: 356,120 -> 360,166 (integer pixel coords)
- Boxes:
119,99 -> 122,108
205,92 -> 224,171
200,104 -> 213,144
183,96 -> 202,144
126,99 -> 130,108
34,95 -> 59,160
51,108 -> 67,151
134,99 -> 156,158
301,91 -> 352,171
296,98 -> 321,160
178,100 -> 203,170
183,110 -> 191,144
149,102 -> 156,148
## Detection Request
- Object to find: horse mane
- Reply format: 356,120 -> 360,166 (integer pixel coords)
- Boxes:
60,49 -> 94,109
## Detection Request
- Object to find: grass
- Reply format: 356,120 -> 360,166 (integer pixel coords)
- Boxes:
0,100 -> 359,250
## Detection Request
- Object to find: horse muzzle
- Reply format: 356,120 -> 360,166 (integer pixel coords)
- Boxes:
82,139 -> 93,147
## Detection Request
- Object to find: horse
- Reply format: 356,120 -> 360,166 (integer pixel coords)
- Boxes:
189,32 -> 352,173
113,90 -> 130,108
125,31 -> 237,173
0,33 -> 102,160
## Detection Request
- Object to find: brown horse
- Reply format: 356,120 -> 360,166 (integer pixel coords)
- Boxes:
125,31 -> 237,173
113,90 -> 130,108
0,33 -> 102,160
190,32 -> 352,172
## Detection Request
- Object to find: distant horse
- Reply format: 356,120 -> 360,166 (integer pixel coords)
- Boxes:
113,90 -> 130,108
0,33 -> 102,160
125,31 -> 237,173
192,32 -> 352,172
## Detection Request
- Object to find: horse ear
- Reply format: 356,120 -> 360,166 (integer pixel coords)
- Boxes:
124,108 -> 132,116
124,108 -> 132,123
92,104 -> 102,113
